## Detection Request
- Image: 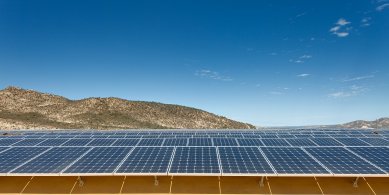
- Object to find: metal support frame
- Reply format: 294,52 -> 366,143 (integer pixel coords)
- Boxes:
154,176 -> 159,186
77,176 -> 84,187
353,177 -> 359,188
259,176 -> 265,187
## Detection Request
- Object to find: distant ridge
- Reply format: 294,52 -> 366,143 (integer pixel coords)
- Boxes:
0,86 -> 255,130
339,117 -> 389,129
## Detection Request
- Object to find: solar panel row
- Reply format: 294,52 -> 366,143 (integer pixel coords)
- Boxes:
3,137 -> 387,147
0,146 -> 387,176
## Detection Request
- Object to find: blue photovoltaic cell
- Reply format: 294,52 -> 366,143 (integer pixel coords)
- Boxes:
305,147 -> 385,174
87,139 -> 117,146
358,138 -> 389,146
112,139 -> 140,146
116,147 -> 173,173
335,138 -> 370,146
0,147 -> 49,173
285,139 -> 317,146
12,139 -> 46,146
188,138 -> 213,146
137,139 -> 164,146
310,138 -> 343,146
37,139 -> 69,146
348,147 -> 389,172
12,147 -> 90,174
261,139 -> 290,146
163,138 -> 188,146
62,139 -> 93,146
237,139 -> 263,146
212,138 -> 238,146
261,147 -> 329,174
0,139 -> 22,146
218,147 -> 274,174
169,147 -> 220,174
64,147 -> 132,173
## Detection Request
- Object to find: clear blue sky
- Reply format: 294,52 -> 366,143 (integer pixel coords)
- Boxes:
1,0 -> 388,126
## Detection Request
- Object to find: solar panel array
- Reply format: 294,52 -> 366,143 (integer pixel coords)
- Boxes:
0,129 -> 388,176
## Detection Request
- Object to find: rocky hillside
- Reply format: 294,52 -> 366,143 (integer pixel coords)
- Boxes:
0,86 -> 254,130
340,117 -> 389,129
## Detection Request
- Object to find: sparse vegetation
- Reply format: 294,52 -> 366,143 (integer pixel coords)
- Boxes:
0,86 -> 255,130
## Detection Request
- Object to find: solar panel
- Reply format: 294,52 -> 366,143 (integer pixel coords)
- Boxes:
218,147 -> 274,175
169,147 -> 220,174
285,139 -> 317,146
188,138 -> 213,146
112,139 -> 139,146
0,147 -> 49,173
87,139 -> 117,146
37,139 -> 69,146
334,138 -> 370,146
305,147 -> 385,174
261,135 -> 278,139
212,138 -> 238,146
64,147 -> 132,174
137,139 -> 164,146
261,139 -> 290,146
12,147 -> 90,174
12,139 -> 46,146
310,138 -> 343,146
261,147 -> 329,174
277,134 -> 296,138
0,147 -> 9,153
0,139 -> 22,146
348,147 -> 389,172
358,138 -> 389,146
236,138 -> 263,146
116,147 -> 174,174
163,138 -> 188,146
62,139 -> 93,146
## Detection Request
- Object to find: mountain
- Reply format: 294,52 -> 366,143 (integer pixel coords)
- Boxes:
339,117 -> 389,129
0,86 -> 254,130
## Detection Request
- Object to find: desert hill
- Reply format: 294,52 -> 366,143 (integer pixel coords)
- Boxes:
0,86 -> 254,130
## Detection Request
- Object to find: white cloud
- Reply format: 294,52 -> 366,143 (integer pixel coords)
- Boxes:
328,91 -> 353,98
290,55 -> 312,64
343,75 -> 375,82
336,18 -> 351,26
376,3 -> 389,11
269,91 -> 284,95
195,69 -> 233,81
335,32 -> 349,37
297,73 -> 311,77
330,18 -> 351,37
361,17 -> 371,27
299,55 -> 312,59
330,26 -> 341,32
328,85 -> 368,98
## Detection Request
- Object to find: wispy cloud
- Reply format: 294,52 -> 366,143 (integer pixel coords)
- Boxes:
330,18 -> 351,37
195,69 -> 233,81
361,17 -> 371,27
289,59 -> 304,63
328,85 -> 368,98
289,54 -> 312,64
297,73 -> 311,77
376,3 -> 389,11
342,75 -> 375,82
299,55 -> 312,59
269,91 -> 284,95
